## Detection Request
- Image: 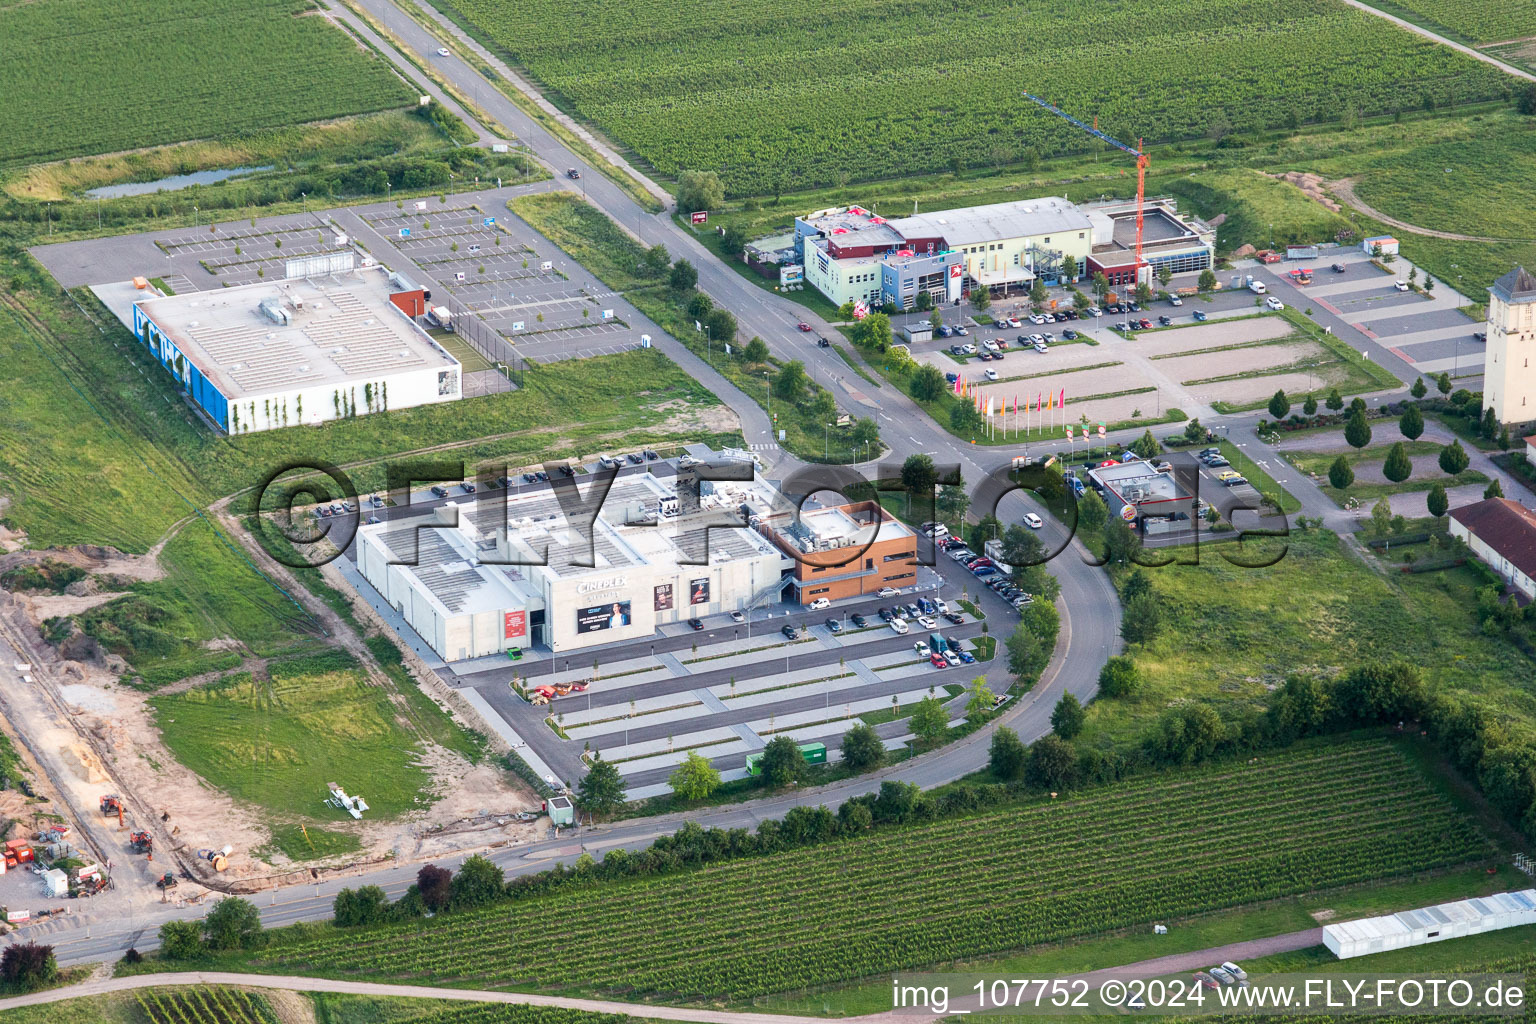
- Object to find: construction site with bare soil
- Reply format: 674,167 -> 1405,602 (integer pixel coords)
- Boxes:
0,537 -> 546,921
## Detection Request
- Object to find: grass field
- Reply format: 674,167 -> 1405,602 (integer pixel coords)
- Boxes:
72,517 -> 326,688
431,0 -> 1509,195
1286,440 -> 1489,503
1346,123 -> 1536,243
235,741 -> 1488,1000
1082,529 -> 1536,750
150,649 -> 435,821
4,265 -> 732,544
0,0 -> 415,166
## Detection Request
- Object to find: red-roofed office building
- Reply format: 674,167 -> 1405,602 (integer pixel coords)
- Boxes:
1448,498 -> 1536,601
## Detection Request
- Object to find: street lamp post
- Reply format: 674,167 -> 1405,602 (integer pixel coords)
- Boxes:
824,422 -> 831,459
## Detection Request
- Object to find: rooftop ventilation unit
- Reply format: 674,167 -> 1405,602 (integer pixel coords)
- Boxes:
258,299 -> 289,325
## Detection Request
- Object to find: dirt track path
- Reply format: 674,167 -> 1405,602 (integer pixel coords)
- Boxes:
1330,179 -> 1534,244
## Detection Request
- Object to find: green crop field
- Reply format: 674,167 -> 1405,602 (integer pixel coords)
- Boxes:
251,741 -> 1487,999
1356,0 -> 1536,44
8,989 -> 634,1024
136,988 -> 280,1024
0,0 -> 414,166
435,0 -> 1511,194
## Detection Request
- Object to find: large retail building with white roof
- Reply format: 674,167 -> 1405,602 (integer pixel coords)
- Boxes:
355,472 -> 793,661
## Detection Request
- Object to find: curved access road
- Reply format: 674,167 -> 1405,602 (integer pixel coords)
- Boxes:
12,0 -> 1121,970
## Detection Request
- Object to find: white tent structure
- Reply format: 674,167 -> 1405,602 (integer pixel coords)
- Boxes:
1324,889 -> 1536,959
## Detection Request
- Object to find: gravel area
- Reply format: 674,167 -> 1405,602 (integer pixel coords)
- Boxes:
1161,340 -> 1327,385
1137,317 -> 1294,358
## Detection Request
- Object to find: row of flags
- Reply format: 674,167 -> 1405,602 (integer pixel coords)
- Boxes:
952,377 -> 1082,439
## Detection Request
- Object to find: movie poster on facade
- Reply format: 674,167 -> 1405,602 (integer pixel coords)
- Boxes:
576,600 -> 631,634
689,578 -> 711,605
654,584 -> 674,611
504,609 -> 527,640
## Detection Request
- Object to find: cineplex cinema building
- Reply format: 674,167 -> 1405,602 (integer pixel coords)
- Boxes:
355,472 -> 792,661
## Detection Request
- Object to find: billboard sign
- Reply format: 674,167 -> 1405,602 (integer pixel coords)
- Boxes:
1120,504 -> 1138,522
512,321 -> 525,332
483,217 -> 497,228
398,228 -> 411,238
415,201 -> 427,211
690,211 -> 708,225
541,261 -> 553,271
654,583 -> 674,611
689,578 -> 711,606
600,309 -> 614,321
504,609 -> 527,641
779,264 -> 804,287
576,600 -> 631,635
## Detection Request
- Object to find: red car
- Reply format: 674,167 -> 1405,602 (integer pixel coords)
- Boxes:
929,652 -> 948,668
797,322 -> 812,332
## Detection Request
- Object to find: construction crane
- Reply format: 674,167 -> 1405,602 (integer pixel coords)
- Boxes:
1022,93 -> 1150,272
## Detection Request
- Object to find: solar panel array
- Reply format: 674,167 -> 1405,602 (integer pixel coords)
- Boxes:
189,322 -> 326,393
304,289 -> 430,375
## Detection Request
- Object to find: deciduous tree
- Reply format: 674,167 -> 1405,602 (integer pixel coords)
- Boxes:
1051,692 -> 1085,738
840,722 -> 885,772
1439,441 -> 1469,475
675,170 -> 723,213
668,750 -> 722,801
203,896 -> 266,951
758,734 -> 806,787
910,696 -> 949,747
989,726 -> 1027,780
1098,655 -> 1140,697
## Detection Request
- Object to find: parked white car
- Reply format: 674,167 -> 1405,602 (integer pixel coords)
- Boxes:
1394,279 -> 1409,291
877,586 -> 899,597
1265,296 -> 1285,311
889,617 -> 909,635
913,640 -> 930,658
809,597 -> 831,610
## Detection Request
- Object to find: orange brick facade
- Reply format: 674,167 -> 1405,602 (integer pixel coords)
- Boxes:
759,501 -> 917,604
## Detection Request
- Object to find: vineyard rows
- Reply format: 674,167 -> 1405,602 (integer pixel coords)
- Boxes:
263,742 -> 1491,1000
0,0 -> 414,166
136,986 -> 279,1024
1353,0 -> 1536,44
133,989 -> 625,1024
442,0 -> 1513,194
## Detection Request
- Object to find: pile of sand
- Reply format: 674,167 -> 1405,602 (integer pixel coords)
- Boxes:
1272,170 -> 1342,212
